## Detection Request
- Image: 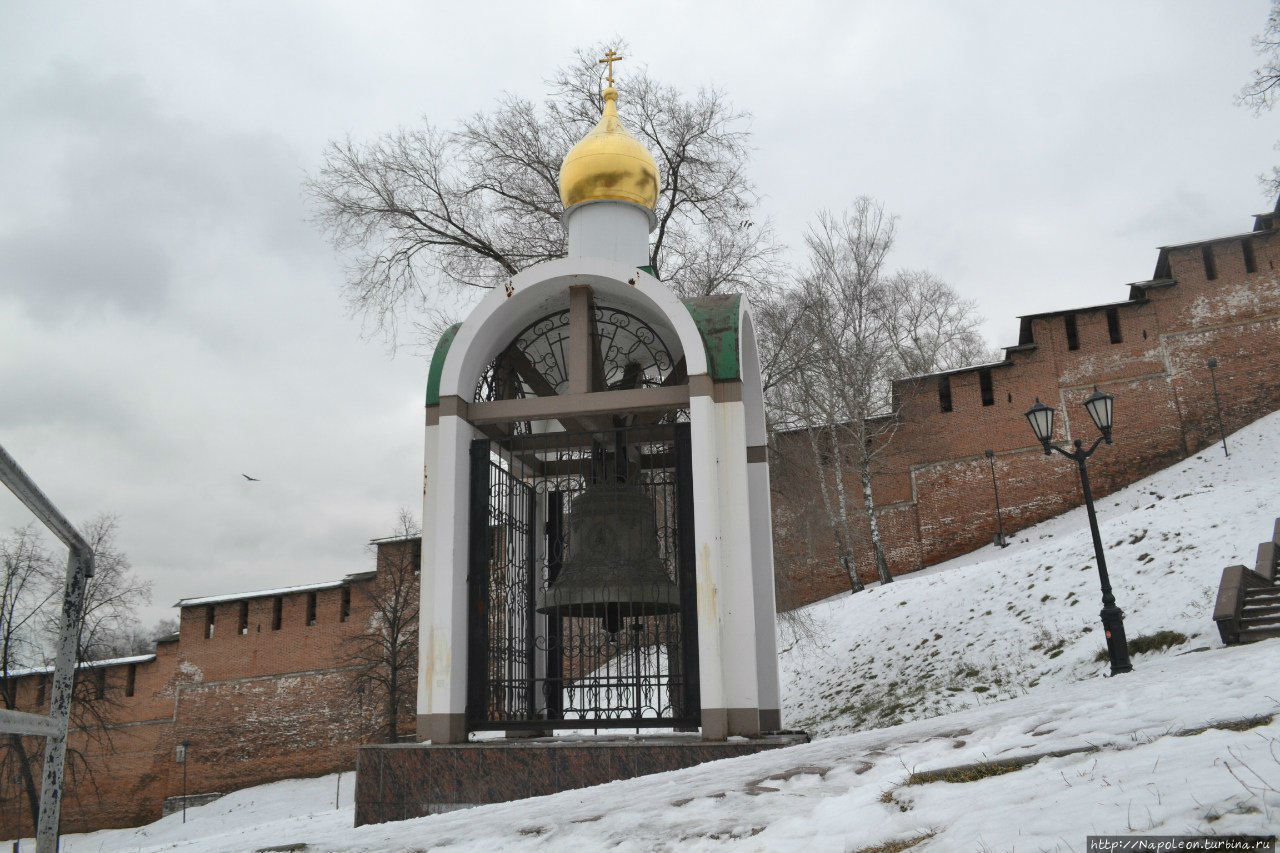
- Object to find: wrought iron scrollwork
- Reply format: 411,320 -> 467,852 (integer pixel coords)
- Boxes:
474,305 -> 677,402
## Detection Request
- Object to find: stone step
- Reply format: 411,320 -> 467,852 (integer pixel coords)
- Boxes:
1237,627 -> 1280,643
1241,614 -> 1280,629
1242,603 -> 1280,617
1244,591 -> 1280,605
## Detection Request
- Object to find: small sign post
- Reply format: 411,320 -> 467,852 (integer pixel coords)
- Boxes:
175,740 -> 190,823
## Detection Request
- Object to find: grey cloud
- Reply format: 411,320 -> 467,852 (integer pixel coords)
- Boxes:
1,63 -> 314,326
0,226 -> 174,320
0,1 -> 1274,632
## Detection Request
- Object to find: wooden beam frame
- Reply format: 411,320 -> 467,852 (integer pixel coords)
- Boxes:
468,385 -> 689,426
496,424 -> 682,454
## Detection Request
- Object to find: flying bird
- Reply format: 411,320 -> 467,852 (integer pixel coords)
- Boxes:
242,474 -> 260,482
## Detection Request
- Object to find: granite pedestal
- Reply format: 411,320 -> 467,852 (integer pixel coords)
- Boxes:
354,732 -> 808,826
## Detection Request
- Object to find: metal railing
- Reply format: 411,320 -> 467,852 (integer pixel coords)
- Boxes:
0,442 -> 94,853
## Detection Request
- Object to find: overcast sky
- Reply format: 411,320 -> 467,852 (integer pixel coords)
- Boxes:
1,2 -> 1275,630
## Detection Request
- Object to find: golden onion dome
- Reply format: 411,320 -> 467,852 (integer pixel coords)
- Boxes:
559,86 -> 659,211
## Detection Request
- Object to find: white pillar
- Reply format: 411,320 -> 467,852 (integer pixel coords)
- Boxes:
688,394 -> 728,738
748,457 -> 781,730
417,412 -> 476,743
713,399 -> 761,737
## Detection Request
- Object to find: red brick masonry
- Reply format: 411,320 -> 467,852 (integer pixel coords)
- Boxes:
0,544 -> 415,837
772,204 -> 1280,605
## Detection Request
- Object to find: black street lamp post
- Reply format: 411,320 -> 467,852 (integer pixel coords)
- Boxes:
175,739 -> 190,823
983,449 -> 1008,547
1024,388 -> 1133,676
1206,357 -> 1229,457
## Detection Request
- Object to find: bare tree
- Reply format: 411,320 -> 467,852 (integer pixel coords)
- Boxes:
883,270 -> 992,379
775,202 -> 899,589
70,516 -> 152,663
54,515 -> 152,818
1240,0 -> 1280,195
306,42 -> 781,347
0,526 -> 58,829
768,199 -> 989,594
99,616 -> 178,658
347,510 -> 420,743
0,516 -> 151,832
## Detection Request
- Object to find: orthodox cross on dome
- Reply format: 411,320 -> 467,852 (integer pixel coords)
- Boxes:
599,49 -> 624,86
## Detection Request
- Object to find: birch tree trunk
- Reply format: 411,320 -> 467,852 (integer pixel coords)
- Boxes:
858,455 -> 893,584
805,428 -> 863,593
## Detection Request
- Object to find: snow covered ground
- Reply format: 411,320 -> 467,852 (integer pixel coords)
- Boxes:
780,412 -> 1280,737
47,643 -> 1280,852
22,413 -> 1280,851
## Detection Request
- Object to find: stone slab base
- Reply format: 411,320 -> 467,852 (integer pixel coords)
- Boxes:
161,792 -> 224,816
354,732 -> 808,826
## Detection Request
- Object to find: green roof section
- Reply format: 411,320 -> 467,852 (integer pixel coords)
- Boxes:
425,323 -> 462,406
682,294 -> 742,381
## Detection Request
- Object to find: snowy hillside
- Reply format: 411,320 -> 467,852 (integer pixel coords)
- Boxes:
780,411 -> 1280,736
44,642 -> 1280,851
18,413 -> 1280,851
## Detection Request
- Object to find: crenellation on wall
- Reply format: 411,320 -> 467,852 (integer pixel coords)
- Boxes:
0,546 -> 411,839
774,205 -> 1280,604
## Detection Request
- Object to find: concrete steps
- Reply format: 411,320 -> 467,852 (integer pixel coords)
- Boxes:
1214,516 -> 1280,646
1237,626 -> 1280,643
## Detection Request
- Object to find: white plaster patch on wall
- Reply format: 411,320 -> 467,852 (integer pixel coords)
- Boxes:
177,661 -> 204,682
1059,346 -> 1165,385
1187,275 -> 1278,325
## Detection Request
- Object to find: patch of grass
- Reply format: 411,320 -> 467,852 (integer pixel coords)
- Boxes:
1205,802 -> 1261,823
877,788 -> 912,813
851,833 -> 936,853
905,760 -> 1024,785
1094,630 -> 1189,662
1129,630 -> 1188,655
1175,714 -> 1273,737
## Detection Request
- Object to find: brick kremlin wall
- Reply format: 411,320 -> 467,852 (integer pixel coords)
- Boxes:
5,200 -> 1280,838
0,540 -> 419,838
772,202 -> 1280,606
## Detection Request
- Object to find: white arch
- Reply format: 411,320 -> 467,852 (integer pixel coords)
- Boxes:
436,257 -> 710,402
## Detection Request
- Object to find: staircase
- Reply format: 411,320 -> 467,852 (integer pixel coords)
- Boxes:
1214,518 -> 1280,645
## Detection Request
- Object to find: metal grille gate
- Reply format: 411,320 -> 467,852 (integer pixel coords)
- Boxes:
466,422 -> 699,731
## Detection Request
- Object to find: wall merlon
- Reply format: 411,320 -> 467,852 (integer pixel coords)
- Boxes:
0,540 -> 411,838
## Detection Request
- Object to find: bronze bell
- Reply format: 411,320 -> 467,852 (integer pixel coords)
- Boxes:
538,481 -> 680,632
